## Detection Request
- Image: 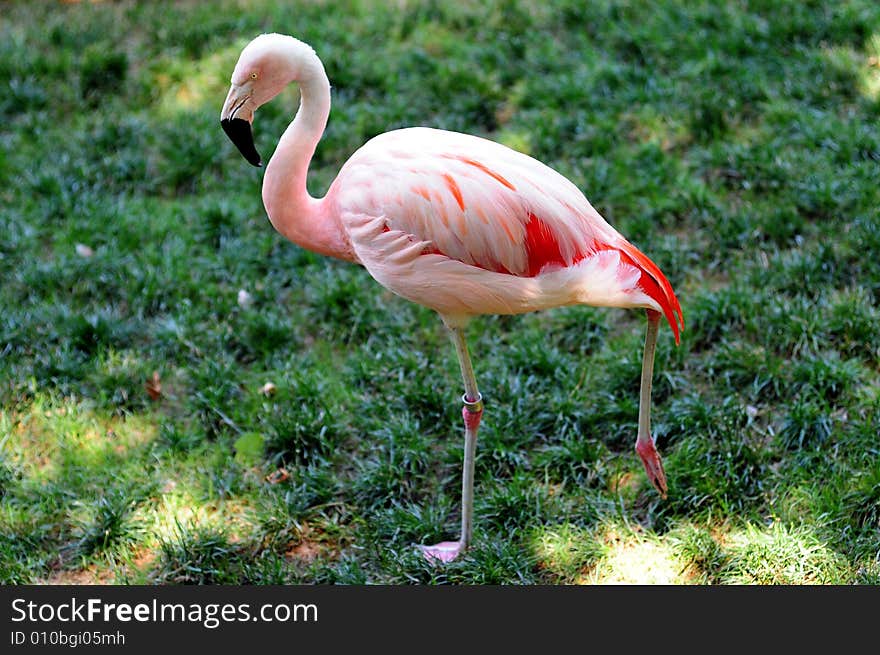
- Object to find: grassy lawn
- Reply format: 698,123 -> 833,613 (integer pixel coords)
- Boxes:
1,0 -> 879,585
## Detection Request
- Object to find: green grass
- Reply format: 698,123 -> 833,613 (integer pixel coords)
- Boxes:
1,0 -> 879,585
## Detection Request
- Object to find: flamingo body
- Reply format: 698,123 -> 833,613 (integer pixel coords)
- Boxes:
331,127 -> 683,335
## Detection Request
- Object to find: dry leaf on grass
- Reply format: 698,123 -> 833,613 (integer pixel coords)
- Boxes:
266,468 -> 289,484
145,371 -> 162,400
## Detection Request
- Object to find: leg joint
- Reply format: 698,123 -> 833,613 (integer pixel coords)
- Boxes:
462,392 -> 483,414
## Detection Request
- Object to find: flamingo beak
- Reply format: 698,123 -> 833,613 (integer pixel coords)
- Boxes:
220,84 -> 262,167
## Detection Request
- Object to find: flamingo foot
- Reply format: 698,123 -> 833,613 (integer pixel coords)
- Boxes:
419,541 -> 464,564
635,438 -> 668,499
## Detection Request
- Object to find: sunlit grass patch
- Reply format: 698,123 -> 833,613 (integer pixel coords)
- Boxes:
717,522 -> 852,585
152,42 -> 247,117
2,394 -> 158,483
589,539 -> 683,584
532,520 -> 730,585
579,523 -> 693,585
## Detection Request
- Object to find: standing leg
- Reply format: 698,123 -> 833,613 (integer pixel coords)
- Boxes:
419,324 -> 483,563
635,310 -> 668,497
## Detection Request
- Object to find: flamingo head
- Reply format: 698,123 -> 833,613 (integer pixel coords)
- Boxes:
220,33 -> 316,167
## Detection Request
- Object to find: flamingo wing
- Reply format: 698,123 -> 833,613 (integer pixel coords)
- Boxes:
335,128 -> 683,340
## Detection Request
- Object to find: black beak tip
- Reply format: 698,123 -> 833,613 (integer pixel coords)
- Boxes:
220,117 -> 262,167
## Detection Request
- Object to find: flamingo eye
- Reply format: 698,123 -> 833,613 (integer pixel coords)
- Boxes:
251,72 -> 258,79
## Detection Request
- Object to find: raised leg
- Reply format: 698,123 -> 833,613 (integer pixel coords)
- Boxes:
420,324 -> 483,563
635,310 -> 668,497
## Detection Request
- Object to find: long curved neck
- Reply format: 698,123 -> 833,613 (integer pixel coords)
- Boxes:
262,50 -> 353,261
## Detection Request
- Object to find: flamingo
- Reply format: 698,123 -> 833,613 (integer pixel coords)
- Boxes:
220,34 -> 684,563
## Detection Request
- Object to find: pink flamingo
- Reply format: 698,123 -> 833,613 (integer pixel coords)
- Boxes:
221,34 -> 684,563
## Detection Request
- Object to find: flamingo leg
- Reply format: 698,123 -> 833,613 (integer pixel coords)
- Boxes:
420,324 -> 483,563
635,310 -> 668,497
